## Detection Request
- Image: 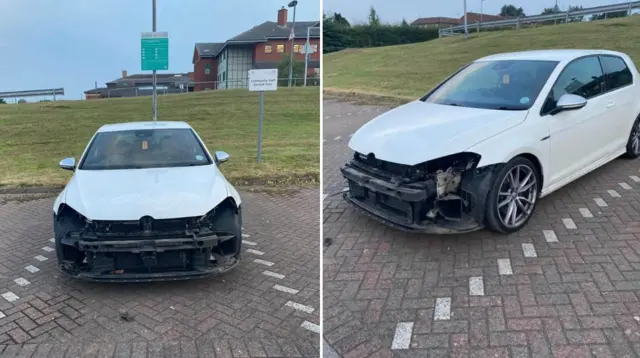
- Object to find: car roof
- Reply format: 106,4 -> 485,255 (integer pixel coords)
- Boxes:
476,49 -> 626,62
96,121 -> 192,133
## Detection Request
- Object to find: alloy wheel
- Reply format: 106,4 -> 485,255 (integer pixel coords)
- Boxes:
496,164 -> 538,228
631,120 -> 640,155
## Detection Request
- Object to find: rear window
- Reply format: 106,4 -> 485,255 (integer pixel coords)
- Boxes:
79,128 -> 212,170
600,55 -> 633,91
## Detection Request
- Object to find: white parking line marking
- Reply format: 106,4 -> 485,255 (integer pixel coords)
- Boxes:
391,322 -> 414,350
347,113 -> 352,116
42,246 -> 54,252
25,265 -> 40,273
543,230 -> 558,242
273,284 -> 299,295
34,255 -> 48,261
254,259 -> 274,266
469,276 -> 484,296
14,278 -> 30,286
620,182 -> 632,190
336,114 -> 341,118
342,187 -> 349,192
334,136 -> 341,140
263,271 -> 285,279
323,194 -> 328,200
0,311 -> 5,319
243,240 -> 257,246
562,218 -> 577,229
285,301 -> 315,314
631,176 -> 640,183
434,297 -> 451,320
608,189 -> 621,197
497,259 -> 513,275
522,243 -> 537,258
2,292 -> 19,302
241,234 -> 250,238
594,197 -> 608,207
301,321 -> 320,333
579,208 -> 593,218
49,238 -> 55,243
246,249 -> 264,256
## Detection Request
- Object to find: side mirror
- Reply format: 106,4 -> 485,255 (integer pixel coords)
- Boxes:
59,157 -> 76,171
215,151 -> 230,164
551,94 -> 587,115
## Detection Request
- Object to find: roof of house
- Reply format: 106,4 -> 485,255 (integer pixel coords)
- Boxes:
463,12 -> 505,21
477,49 -> 626,62
195,20 -> 320,59
106,73 -> 191,85
411,17 -> 459,25
98,121 -> 191,133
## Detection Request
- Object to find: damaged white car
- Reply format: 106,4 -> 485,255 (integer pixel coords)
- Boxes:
342,49 -> 640,234
53,121 -> 243,281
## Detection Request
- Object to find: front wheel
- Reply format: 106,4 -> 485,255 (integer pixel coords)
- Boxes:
484,157 -> 540,234
623,116 -> 640,159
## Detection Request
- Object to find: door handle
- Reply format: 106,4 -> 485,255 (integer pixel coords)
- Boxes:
606,102 -> 615,108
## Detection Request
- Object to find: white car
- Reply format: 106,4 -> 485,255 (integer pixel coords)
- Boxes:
53,121 -> 243,281
342,49 -> 640,234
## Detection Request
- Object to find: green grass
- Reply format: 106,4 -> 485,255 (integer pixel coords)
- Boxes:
0,87 -> 319,187
325,16 -> 640,98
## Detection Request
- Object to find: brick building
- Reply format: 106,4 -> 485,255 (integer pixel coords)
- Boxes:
192,7 -> 320,91
84,70 -> 192,99
411,12 -> 505,28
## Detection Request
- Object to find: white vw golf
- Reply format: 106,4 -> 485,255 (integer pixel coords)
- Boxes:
342,49 -> 640,234
53,121 -> 243,281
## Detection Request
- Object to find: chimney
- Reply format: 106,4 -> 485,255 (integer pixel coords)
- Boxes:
277,6 -> 288,27
121,70 -> 128,78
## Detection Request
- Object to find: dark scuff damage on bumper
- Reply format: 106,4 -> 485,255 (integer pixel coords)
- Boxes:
53,198 -> 242,282
341,152 -> 502,234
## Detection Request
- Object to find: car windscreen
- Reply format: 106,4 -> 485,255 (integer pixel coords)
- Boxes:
79,128 -> 212,170
421,60 -> 559,110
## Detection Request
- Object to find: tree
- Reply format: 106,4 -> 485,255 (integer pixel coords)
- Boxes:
540,5 -> 563,24
368,6 -> 380,26
276,54 -> 305,86
500,4 -> 525,17
324,12 -> 350,27
401,18 -> 409,27
0,99 -> 5,104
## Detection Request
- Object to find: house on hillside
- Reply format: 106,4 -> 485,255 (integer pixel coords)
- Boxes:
84,71 -> 192,99
192,6 -> 320,91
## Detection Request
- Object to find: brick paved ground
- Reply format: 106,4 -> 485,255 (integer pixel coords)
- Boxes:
323,99 -> 640,358
0,189 -> 320,357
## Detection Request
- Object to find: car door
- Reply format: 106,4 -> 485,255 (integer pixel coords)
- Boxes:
599,55 -> 636,149
543,55 -> 609,187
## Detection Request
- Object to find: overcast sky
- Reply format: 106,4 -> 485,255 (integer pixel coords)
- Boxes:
0,0 -> 319,101
323,0 -> 629,23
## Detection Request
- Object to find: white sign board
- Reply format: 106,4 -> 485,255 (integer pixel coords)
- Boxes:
248,69 -> 278,92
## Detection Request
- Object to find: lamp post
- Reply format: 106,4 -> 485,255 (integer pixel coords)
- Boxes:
480,0 -> 485,26
463,0 -> 468,39
287,0 -> 298,87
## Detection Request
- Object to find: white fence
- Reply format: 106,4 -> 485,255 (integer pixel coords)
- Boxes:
439,1 -> 640,37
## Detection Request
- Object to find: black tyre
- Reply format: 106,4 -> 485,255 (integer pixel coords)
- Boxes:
623,115 -> 640,159
484,156 -> 540,234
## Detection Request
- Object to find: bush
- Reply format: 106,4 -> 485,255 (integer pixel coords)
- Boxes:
323,22 -> 439,54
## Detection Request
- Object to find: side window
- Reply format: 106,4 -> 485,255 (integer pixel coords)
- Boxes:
600,55 -> 633,91
542,56 -> 604,114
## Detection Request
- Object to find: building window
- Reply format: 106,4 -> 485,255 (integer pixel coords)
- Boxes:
204,64 -> 211,75
294,44 -> 301,53
265,45 -> 272,54
312,44 -> 318,52
277,44 -> 284,53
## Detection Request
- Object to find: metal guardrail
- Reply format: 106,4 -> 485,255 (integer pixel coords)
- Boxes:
439,0 -> 640,36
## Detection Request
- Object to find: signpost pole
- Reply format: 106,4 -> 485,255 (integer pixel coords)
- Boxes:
304,27 -> 310,87
152,0 -> 157,121
257,91 -> 265,163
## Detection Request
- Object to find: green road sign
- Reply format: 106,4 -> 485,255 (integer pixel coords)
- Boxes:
141,32 -> 169,71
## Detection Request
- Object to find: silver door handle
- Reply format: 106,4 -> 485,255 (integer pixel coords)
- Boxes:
606,102 -> 615,108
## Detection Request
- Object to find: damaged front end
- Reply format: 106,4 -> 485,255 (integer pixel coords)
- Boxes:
53,198 -> 242,282
341,152 -> 501,234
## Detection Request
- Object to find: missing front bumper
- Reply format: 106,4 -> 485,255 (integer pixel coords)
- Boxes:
341,163 -> 499,234
58,232 -> 241,282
